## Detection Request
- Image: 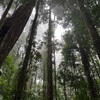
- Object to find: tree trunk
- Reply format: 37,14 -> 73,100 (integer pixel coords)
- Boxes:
76,33 -> 98,99
53,36 -> 57,100
54,51 -> 57,100
42,46 -> 47,100
63,66 -> 67,100
46,7 -> 53,100
43,61 -> 46,100
76,0 -> 100,59
0,0 -> 14,29
14,1 -> 39,99
0,0 -> 37,67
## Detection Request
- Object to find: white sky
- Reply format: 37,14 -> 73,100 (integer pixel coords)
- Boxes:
55,24 -> 64,40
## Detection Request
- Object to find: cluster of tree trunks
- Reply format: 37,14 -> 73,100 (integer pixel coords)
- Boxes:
76,0 -> 100,59
0,0 -> 100,99
0,0 -> 37,67
14,0 -> 40,99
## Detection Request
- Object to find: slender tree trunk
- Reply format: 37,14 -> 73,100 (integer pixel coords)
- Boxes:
14,1 -> 39,99
30,72 -> 33,90
63,81 -> 67,100
46,7 -> 53,100
54,51 -> 57,100
42,46 -> 47,100
43,62 -> 46,100
0,0 -> 37,67
63,66 -> 67,100
53,35 -> 57,100
0,0 -> 14,29
71,53 -> 78,99
76,33 -> 98,99
76,0 -> 100,59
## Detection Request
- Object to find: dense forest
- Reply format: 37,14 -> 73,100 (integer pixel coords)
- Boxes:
0,0 -> 100,100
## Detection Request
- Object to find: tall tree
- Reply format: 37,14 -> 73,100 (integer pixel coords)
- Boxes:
75,32 -> 98,99
63,64 -> 67,100
76,0 -> 100,59
46,5 -> 53,100
53,43 -> 57,100
0,0 -> 37,67
14,0 -> 40,99
42,45 -> 47,100
0,0 -> 14,29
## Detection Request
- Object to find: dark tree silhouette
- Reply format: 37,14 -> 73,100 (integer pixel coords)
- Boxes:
0,0 -> 37,67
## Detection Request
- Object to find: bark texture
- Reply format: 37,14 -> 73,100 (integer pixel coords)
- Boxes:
47,7 -> 53,100
0,0 -> 14,29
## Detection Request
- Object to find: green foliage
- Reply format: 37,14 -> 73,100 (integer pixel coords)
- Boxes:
24,83 -> 43,100
0,55 -> 17,100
